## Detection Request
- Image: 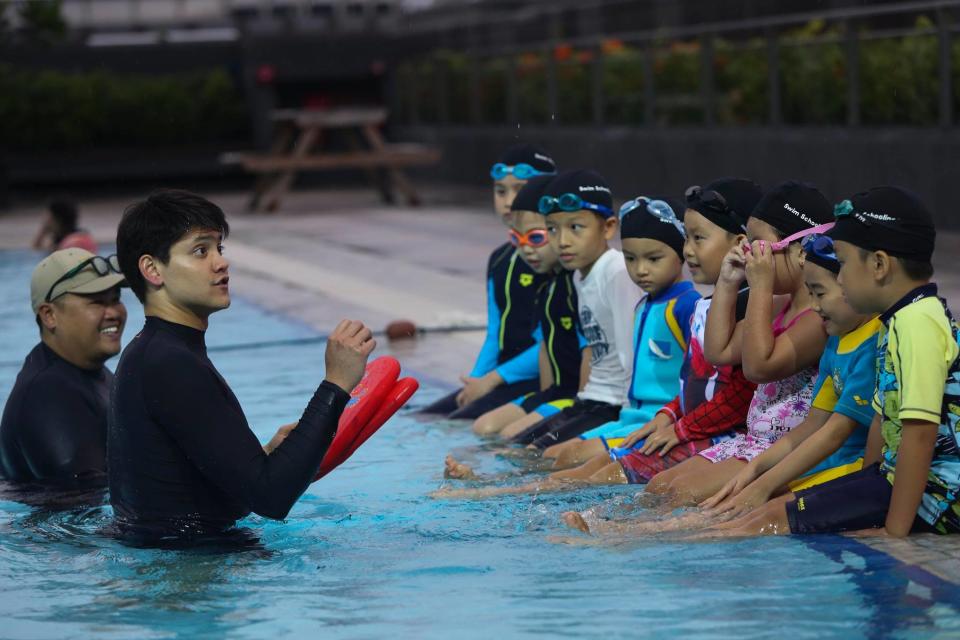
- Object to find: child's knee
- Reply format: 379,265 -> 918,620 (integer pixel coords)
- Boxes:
646,472 -> 671,494
472,414 -> 499,436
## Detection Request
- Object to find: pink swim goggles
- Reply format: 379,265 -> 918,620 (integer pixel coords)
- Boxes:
744,222 -> 835,253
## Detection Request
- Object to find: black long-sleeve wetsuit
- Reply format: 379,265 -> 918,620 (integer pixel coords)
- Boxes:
108,317 -> 349,538
0,343 -> 110,483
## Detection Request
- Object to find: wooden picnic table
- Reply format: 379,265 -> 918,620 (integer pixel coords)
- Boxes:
221,107 -> 441,212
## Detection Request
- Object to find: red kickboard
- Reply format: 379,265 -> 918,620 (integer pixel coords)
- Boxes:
315,376 -> 419,480
316,357 -> 399,480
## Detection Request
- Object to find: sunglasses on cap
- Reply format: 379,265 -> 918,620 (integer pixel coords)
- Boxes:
801,234 -> 840,262
490,163 -> 555,181
619,197 -> 686,238
45,254 -> 122,303
538,193 -> 614,217
509,228 -> 550,248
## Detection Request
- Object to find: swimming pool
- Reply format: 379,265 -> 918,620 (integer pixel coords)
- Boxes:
1,248 -> 959,638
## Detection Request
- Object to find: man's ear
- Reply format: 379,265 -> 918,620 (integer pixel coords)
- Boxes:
138,254 -> 164,289
36,302 -> 58,333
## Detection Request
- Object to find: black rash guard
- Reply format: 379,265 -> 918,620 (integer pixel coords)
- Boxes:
108,317 -> 349,537
0,343 -> 110,483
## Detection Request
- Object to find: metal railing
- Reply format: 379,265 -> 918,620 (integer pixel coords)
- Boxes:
394,0 -> 960,129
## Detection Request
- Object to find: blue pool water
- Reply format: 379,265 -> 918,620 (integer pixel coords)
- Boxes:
1,249 -> 959,638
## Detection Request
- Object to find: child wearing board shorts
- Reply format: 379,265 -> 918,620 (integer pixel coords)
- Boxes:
420,144 -> 556,419
435,181 -> 761,500
565,233 -> 885,537
639,181 -> 832,507
504,170 -> 641,450
704,187 -> 960,538
697,234 -> 880,520
471,175 -> 587,438
541,195 -> 700,468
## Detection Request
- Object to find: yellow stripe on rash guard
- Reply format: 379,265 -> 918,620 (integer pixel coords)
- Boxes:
545,279 -> 561,385
498,252 -> 518,350
664,298 -> 687,354
787,458 -> 864,492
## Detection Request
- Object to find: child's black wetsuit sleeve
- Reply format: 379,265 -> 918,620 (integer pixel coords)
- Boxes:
144,354 -> 349,521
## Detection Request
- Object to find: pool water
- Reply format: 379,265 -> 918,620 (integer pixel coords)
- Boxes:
1,249 -> 959,639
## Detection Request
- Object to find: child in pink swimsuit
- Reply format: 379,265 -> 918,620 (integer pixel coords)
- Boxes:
699,304 -> 817,463
638,181 -> 832,508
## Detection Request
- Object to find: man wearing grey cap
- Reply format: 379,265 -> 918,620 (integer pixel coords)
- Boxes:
0,249 -> 127,483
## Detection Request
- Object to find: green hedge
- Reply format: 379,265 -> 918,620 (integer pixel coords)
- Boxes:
401,17 -> 960,127
0,65 -> 249,150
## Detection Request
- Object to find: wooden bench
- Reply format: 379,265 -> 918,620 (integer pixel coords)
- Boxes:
221,107 -> 441,212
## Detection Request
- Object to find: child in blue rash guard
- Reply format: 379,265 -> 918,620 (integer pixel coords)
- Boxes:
542,196 -> 700,467
420,144 -> 557,419
505,169 -> 642,450
472,176 -> 588,437
697,187 -> 960,539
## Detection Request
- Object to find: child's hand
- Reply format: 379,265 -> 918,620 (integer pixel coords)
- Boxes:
704,480 -> 774,521
744,240 -> 776,290
619,421 -> 657,450
700,462 -> 758,510
457,371 -> 503,407
263,421 -> 298,455
718,245 -> 747,287
638,423 -> 679,457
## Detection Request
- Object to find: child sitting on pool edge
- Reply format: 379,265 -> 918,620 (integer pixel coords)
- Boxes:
469,175 -> 588,439
694,186 -> 960,538
436,178 -> 762,499
419,144 -> 556,420
503,169 -> 641,450
537,194 -> 700,468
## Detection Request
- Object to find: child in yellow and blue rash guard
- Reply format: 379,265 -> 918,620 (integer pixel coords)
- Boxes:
420,144 -> 556,419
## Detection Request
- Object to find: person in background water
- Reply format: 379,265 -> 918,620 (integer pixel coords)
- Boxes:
32,200 -> 98,254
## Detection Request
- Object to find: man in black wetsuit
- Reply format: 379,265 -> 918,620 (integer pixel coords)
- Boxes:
0,248 -> 127,483
110,190 -> 374,539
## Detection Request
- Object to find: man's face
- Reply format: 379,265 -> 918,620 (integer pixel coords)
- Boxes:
157,229 -> 231,317
45,287 -> 127,366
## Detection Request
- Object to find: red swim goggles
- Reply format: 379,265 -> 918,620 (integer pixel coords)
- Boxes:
509,228 -> 550,248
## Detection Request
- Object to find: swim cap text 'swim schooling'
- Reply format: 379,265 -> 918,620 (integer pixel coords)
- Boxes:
578,185 -> 613,194
783,203 -> 817,228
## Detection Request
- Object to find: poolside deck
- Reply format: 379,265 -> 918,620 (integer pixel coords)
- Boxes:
3,186 -> 960,587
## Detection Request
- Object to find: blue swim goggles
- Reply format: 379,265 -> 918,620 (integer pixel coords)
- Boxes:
801,233 -> 841,273
490,163 -> 555,181
538,193 -> 615,217
619,196 -> 686,238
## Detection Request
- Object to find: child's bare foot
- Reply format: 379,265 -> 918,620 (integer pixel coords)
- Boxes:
443,455 -> 476,479
562,511 -> 592,533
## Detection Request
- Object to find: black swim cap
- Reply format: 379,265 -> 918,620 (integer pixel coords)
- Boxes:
829,186 -> 936,262
541,169 -> 613,215
497,144 -> 557,174
511,175 -> 555,213
685,177 -> 763,235
750,181 -> 832,237
620,195 -> 686,259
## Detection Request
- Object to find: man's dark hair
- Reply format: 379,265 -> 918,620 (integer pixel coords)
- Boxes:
48,200 -> 78,242
117,190 -> 229,303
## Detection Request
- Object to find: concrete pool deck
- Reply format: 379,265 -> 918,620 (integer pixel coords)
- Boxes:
3,185 -> 960,585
